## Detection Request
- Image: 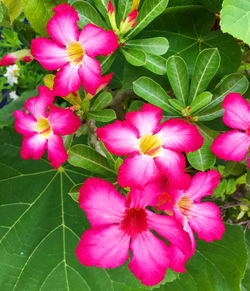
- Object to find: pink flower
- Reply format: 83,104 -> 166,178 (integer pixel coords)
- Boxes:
97,104 -> 204,189
211,93 -> 250,167
0,49 -> 33,66
76,178 -> 192,286
13,86 -> 81,169
157,170 -> 225,269
31,4 -> 118,97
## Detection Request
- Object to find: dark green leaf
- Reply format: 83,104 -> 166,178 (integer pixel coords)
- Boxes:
196,105 -> 224,121
87,109 -> 116,122
121,48 -> 146,66
167,99 -> 184,111
91,92 -> 113,111
68,183 -> 81,202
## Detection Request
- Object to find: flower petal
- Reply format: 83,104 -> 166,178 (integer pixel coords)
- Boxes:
188,202 -> 225,242
47,134 -> 68,169
125,104 -> 162,137
13,110 -> 36,135
97,120 -> 139,156
118,154 -> 162,188
79,23 -> 118,57
53,63 -> 81,97
24,86 -> 54,119
222,93 -> 250,131
79,178 -> 126,227
184,170 -> 221,202
211,130 -> 250,162
31,37 -> 68,70
154,149 -> 191,189
20,133 -> 47,160
129,230 -> 170,286
157,119 -> 203,152
47,4 -> 79,46
76,225 -> 130,268
48,105 -> 81,135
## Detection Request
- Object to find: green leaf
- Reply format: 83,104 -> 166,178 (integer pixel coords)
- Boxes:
121,48 -> 146,66
68,144 -> 116,176
22,0 -> 65,36
72,0 -> 106,28
196,104 -> 224,121
99,51 -> 118,73
167,99 -> 184,111
189,91 -> 213,113
187,141 -> 216,171
143,54 -> 167,75
2,0 -> 22,23
224,161 -> 245,177
242,230 -> 250,290
221,0 -> 250,46
68,183 -> 81,202
159,224 -> 248,291
133,76 -> 179,114
197,0 -> 223,12
196,73 -> 249,114
126,37 -> 169,56
188,48 -> 220,103
99,141 -> 116,169
87,109 -> 116,122
126,0 -> 169,39
166,55 -> 189,106
92,0 -> 109,22
117,0 -> 133,23
91,91 -> 113,111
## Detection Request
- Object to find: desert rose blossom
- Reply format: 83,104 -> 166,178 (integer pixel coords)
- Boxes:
13,86 -> 81,169
31,4 -> 118,97
211,93 -> 250,168
97,104 -> 203,189
0,49 -> 33,66
76,178 -> 192,286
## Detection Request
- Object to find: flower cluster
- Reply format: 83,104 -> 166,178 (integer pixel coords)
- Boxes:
76,104 -> 225,286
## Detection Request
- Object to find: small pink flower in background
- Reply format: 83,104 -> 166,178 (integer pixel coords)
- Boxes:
157,170 -> 225,260
31,4 -> 118,97
13,86 -> 81,169
0,49 -> 33,66
97,104 -> 203,189
211,93 -> 250,167
76,178 -> 192,286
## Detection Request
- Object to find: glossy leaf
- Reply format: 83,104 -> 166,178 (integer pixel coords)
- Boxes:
143,54 -> 167,75
133,76 -> 179,114
166,55 -> 189,106
117,0 -> 133,23
91,92 -> 113,111
121,48 -> 146,66
68,183 -> 82,202
87,109 -> 116,122
167,99 -> 184,111
196,104 -> 224,121
189,91 -> 213,113
188,48 -> 220,103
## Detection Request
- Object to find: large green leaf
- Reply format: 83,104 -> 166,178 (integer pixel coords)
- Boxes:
2,0 -> 22,23
117,0 -> 133,23
242,230 -> 250,290
143,54 -> 167,75
220,0 -> 250,46
146,6 -> 241,76
21,0 -> 66,36
87,109 -> 116,122
121,48 -> 146,66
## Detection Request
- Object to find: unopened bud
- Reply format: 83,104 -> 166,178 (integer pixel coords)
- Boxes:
0,49 -> 33,66
120,9 -> 138,34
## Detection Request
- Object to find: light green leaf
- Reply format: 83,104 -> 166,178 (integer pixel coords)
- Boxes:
143,54 -> 167,75
22,0 -> 65,36
133,76 -> 179,114
68,144 -> 116,176
87,109 -> 116,122
126,0 -> 169,39
188,48 -> 220,103
91,92 -> 113,111
121,48 -> 146,66
72,0 -> 106,28
189,91 -> 213,113
167,99 -> 184,111
196,104 -> 224,121
221,0 -> 250,46
166,55 -> 189,106
187,141 -> 216,171
117,0 -> 133,23
126,37 -> 169,56
2,0 -> 22,23
68,183 -> 81,202
99,141 -> 116,169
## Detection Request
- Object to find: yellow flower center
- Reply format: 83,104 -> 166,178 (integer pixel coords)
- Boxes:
178,195 -> 192,216
139,134 -> 162,157
66,42 -> 85,65
36,118 -> 52,138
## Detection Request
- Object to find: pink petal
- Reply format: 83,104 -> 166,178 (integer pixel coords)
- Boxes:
184,170 -> 221,202
53,63 -> 81,97
154,149 -> 191,189
188,202 -> 225,242
20,133 -> 47,160
211,130 -> 250,162
13,110 -> 36,135
97,120 -> 139,156
129,230 -> 170,286
79,55 -> 102,95
222,93 -> 250,131
31,38 -> 68,70
0,54 -> 16,66
125,104 -> 162,137
47,4 -> 79,46
118,154 -> 162,188
79,178 -> 126,227
24,86 -> 54,119
47,134 -> 68,169
157,119 -> 203,153
76,225 -> 130,268
48,105 -> 81,135
79,23 -> 118,57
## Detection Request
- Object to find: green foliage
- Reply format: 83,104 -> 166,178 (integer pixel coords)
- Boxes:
87,109 -> 117,122
91,91 -> 113,111
1,0 -> 23,23
121,48 -> 146,66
